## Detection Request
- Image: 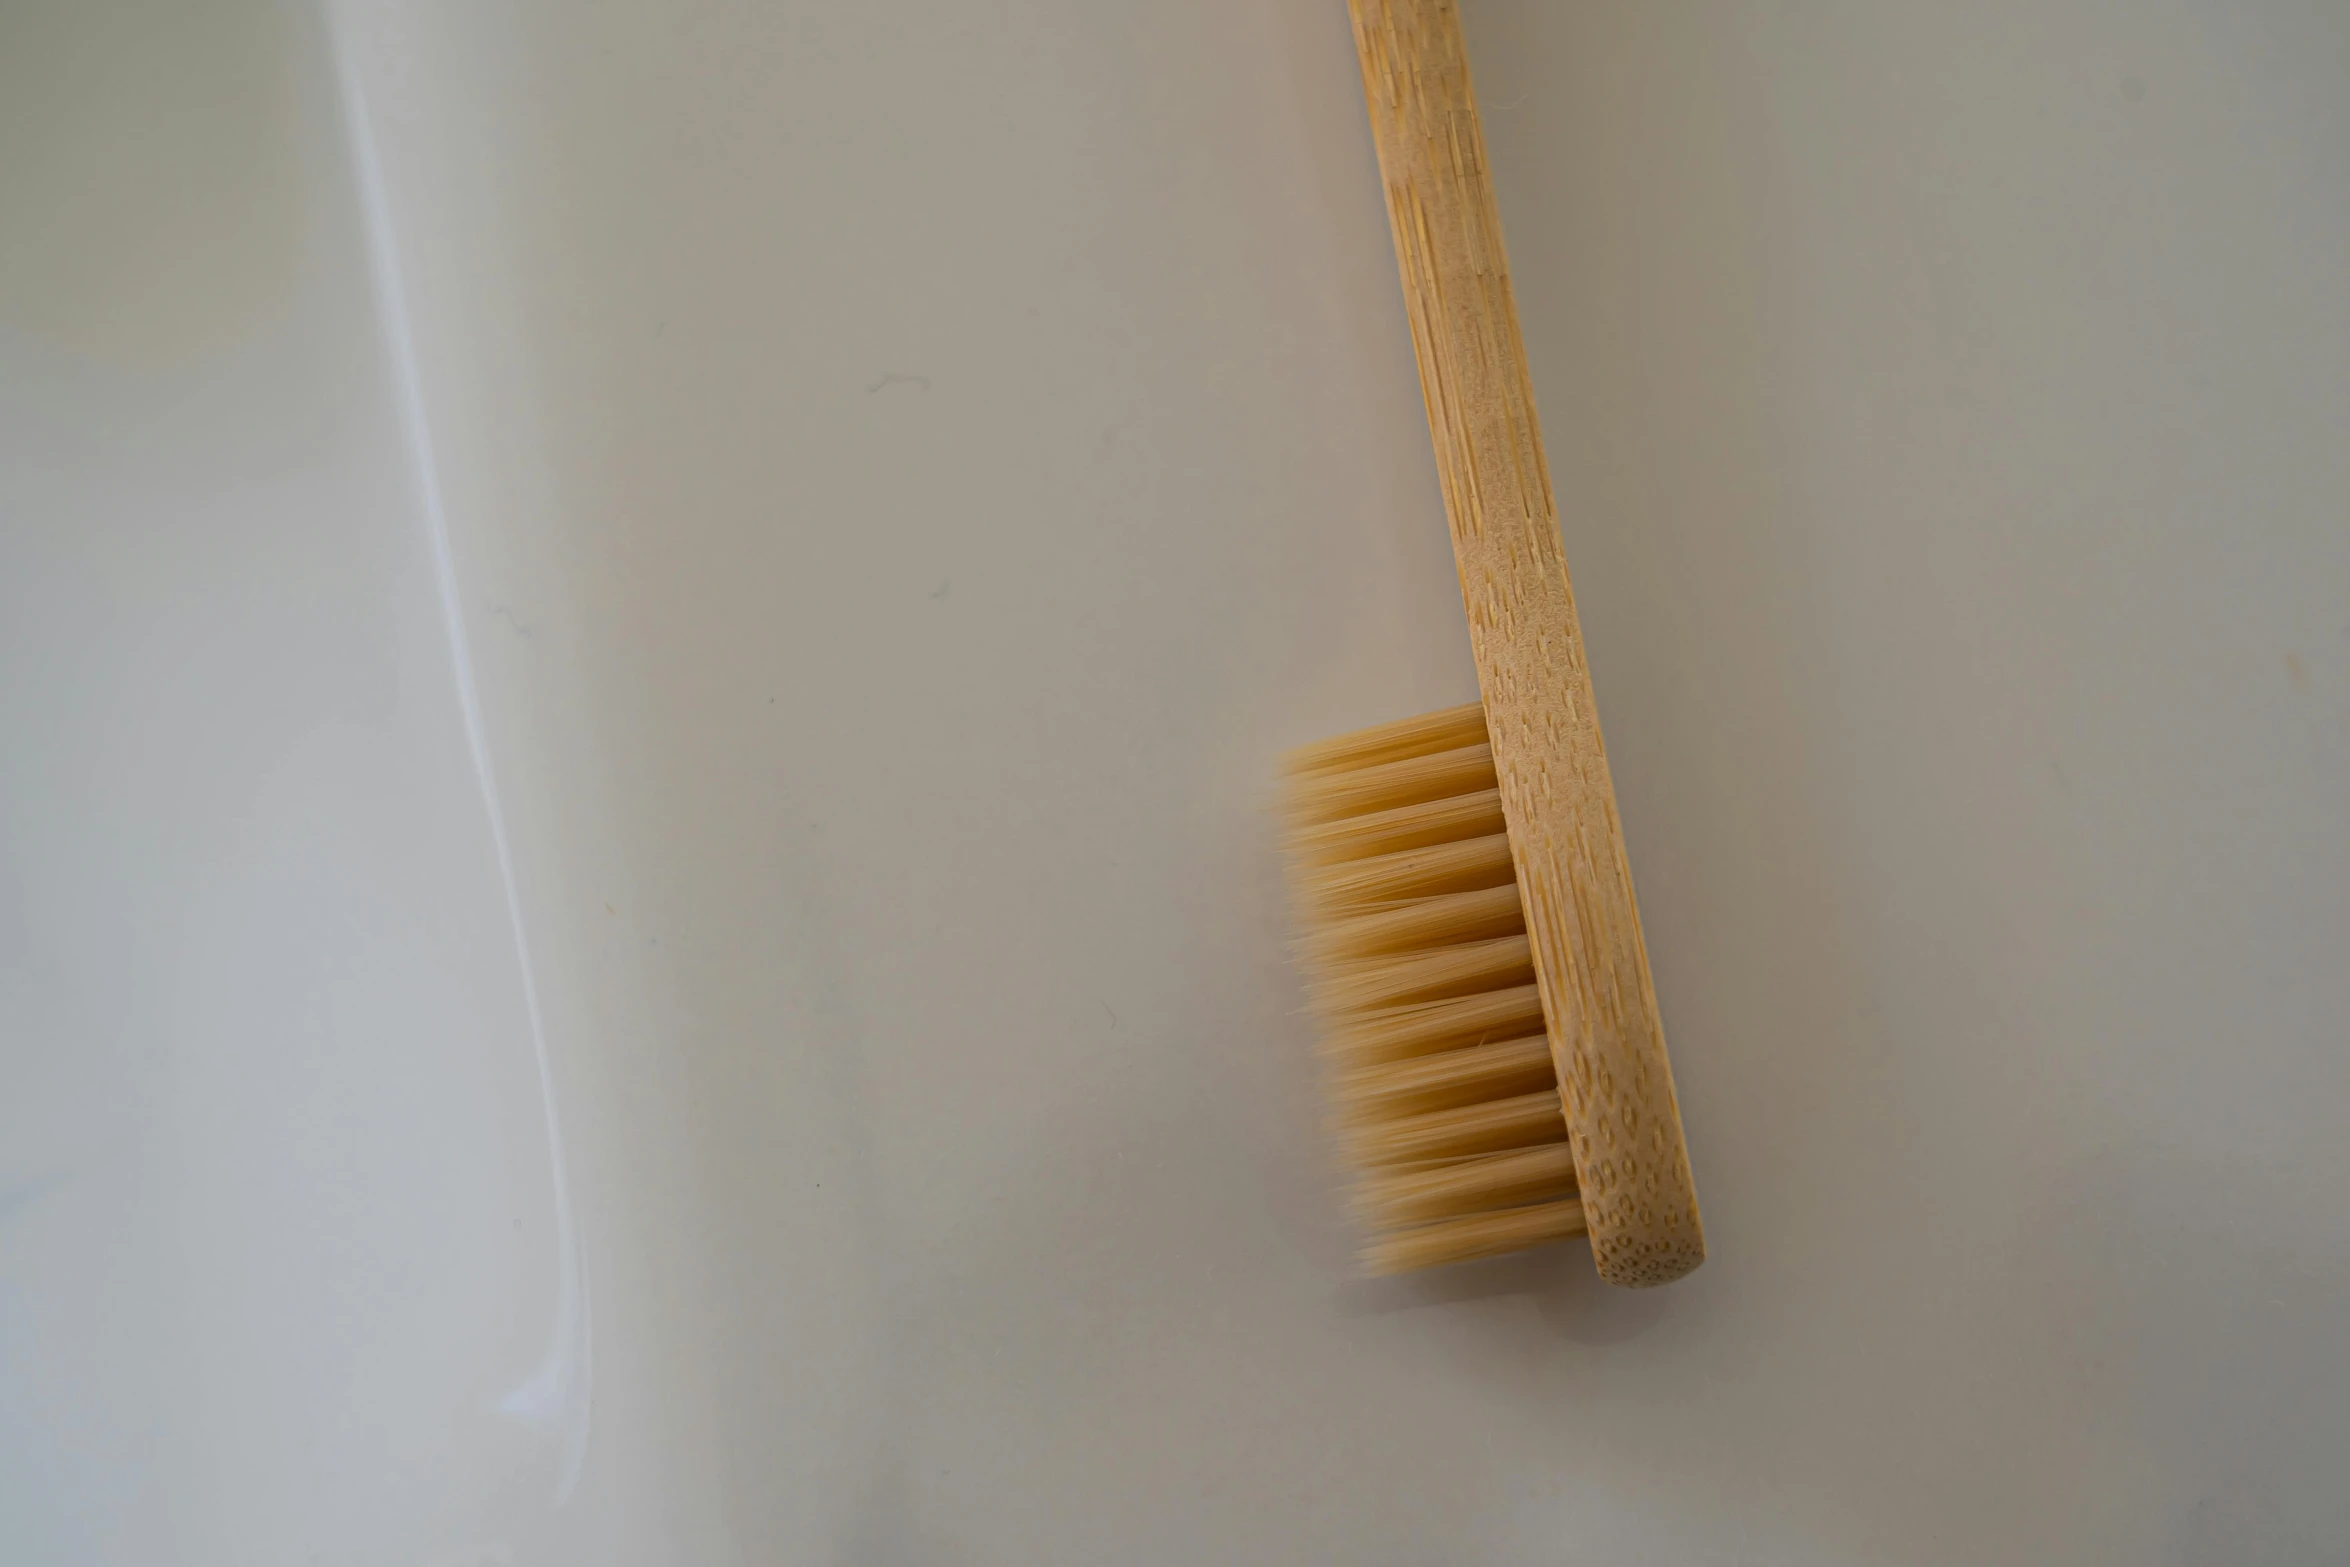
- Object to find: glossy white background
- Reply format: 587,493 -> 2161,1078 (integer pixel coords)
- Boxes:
3,1 -> 2346,1562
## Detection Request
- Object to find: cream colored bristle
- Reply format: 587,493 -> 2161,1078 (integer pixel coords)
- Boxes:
1346,1089 -> 1567,1165
1322,984 -> 1548,1066
1340,1034 -> 1554,1117
1283,704 -> 1586,1273
1284,742 -> 1497,828
1356,1144 -> 1579,1227
1287,788 -> 1509,868
1359,1199 -> 1589,1276
1283,700 -> 1487,775
1303,882 -> 1526,964
1310,933 -> 1533,1016
1298,831 -> 1517,913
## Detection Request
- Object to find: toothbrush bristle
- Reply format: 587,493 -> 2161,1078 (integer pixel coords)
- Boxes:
1282,701 -> 1585,1272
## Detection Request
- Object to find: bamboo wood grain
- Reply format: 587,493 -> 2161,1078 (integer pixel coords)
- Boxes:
1345,0 -> 1704,1286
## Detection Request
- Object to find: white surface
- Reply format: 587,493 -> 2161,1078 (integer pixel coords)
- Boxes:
3,1 -> 2347,1562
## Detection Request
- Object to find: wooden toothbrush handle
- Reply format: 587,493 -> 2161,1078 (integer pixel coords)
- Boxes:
1346,0 -> 1704,1286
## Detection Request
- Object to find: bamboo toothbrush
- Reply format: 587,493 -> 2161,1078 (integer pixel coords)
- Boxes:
1282,0 -> 1704,1284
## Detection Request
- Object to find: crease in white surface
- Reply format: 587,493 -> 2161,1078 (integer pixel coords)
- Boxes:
326,4 -> 594,1503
